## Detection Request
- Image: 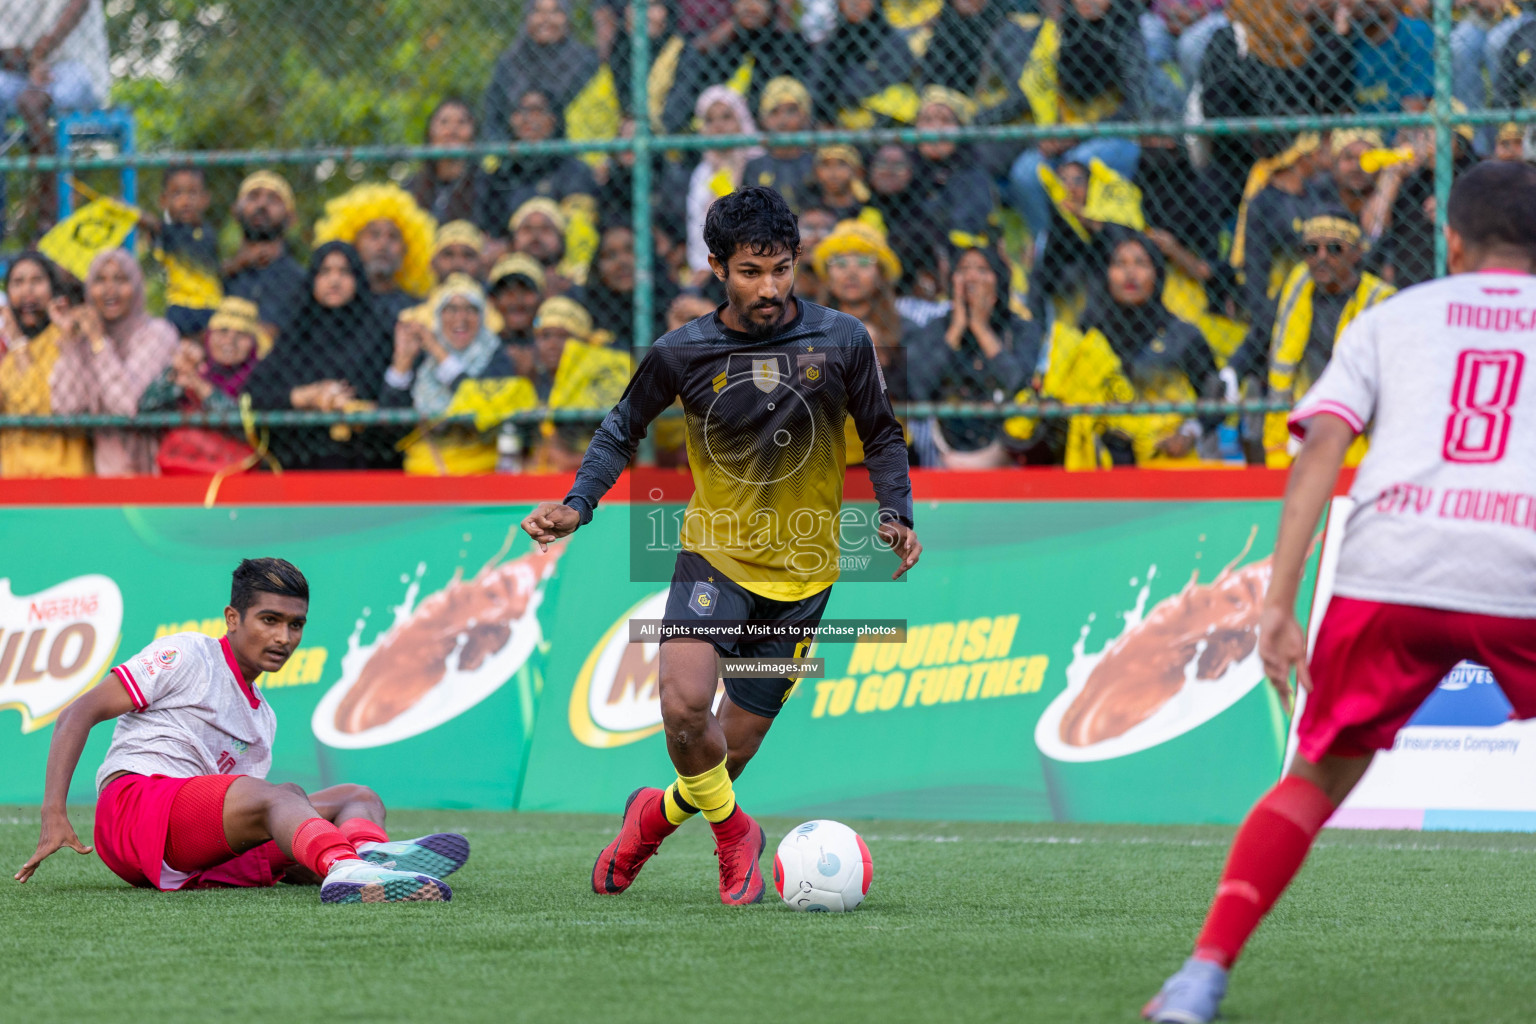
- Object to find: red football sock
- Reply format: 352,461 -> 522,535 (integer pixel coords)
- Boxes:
708,805 -> 751,845
290,817 -> 360,876
1194,775 -> 1336,969
339,817 -> 390,847
638,790 -> 680,843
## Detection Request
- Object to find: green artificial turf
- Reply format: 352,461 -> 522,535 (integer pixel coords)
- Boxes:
4,807 -> 1536,1023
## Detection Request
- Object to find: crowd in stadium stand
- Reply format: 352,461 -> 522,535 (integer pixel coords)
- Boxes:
1,0 -> 1534,476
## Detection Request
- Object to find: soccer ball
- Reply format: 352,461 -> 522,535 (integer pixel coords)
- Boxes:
773,819 -> 872,912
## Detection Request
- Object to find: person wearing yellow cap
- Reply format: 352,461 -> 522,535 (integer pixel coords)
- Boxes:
138,296 -> 268,418
530,295 -> 593,398
507,197 -> 580,297
430,220 -> 488,284
486,253 -> 547,373
741,77 -> 816,212
813,220 -> 913,465
805,145 -> 874,224
1239,210 -> 1394,468
224,170 -> 307,334
812,220 -> 906,351
1318,130 -> 1388,224
1231,133 -> 1326,317
526,294 -> 629,472
912,87 -> 1001,259
1494,122 -> 1527,163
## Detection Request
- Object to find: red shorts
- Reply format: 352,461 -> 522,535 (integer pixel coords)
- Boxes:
93,773 -> 292,891
1296,596 -> 1536,763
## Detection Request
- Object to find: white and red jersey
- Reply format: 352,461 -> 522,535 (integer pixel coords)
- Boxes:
95,632 -> 275,793
1289,270 -> 1536,618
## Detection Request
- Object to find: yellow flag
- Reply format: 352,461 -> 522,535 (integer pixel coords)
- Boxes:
1020,19 -> 1062,127
1018,19 -> 1121,128
1035,163 -> 1090,242
161,254 -> 223,310
559,192 -> 600,286
39,197 -> 140,282
566,64 -> 623,173
1083,159 -> 1145,230
726,56 -> 756,100
444,376 -> 539,433
550,341 -> 633,411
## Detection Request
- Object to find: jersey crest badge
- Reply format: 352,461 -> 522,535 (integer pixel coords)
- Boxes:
689,582 -> 719,616
797,352 -> 826,390
752,357 -> 782,394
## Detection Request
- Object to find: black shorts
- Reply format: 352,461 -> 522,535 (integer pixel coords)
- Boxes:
661,550 -> 831,719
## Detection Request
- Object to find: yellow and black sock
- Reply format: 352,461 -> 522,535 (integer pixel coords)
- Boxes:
661,781 -> 699,827
674,758 -> 737,824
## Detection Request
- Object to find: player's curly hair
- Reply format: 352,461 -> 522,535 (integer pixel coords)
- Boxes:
703,186 -> 801,271
313,182 -> 438,298
231,558 -> 309,614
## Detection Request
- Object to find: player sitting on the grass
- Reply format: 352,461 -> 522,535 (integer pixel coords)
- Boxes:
1144,161 -> 1536,1022
14,558 -> 469,904
521,186 -> 921,905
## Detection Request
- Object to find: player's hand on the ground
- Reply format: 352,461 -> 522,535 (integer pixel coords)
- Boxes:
878,522 -> 921,580
1258,603 -> 1310,716
521,501 -> 580,551
15,812 -> 93,883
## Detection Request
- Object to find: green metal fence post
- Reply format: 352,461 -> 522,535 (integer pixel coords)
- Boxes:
629,0 -> 655,464
1433,0 -> 1455,277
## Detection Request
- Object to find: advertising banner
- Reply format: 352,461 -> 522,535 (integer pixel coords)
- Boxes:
0,495 -> 1310,824
0,505 -> 555,809
1292,499 -> 1536,832
523,499 -> 1305,824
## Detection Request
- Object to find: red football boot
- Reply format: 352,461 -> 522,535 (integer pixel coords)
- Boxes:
591,787 -> 673,894
712,807 -> 766,906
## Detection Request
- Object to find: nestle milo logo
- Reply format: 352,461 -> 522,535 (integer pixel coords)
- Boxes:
0,575 -> 124,732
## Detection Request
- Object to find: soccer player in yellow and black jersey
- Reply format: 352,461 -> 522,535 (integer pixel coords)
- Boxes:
521,187 -> 920,904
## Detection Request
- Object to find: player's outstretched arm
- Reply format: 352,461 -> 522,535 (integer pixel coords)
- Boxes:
846,326 -> 918,578
15,676 -> 135,882
1259,412 -> 1355,714
520,501 -> 582,551
559,343 -> 680,530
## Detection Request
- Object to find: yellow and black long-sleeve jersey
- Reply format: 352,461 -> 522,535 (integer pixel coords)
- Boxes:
564,300 -> 914,601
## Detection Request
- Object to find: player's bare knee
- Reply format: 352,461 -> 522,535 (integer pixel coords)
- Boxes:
347,784 -> 385,814
277,781 -> 308,798
658,688 -> 711,735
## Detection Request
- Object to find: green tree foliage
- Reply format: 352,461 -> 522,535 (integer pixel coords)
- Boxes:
100,0 -> 594,225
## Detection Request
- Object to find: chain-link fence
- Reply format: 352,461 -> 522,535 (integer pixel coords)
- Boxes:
0,0 -> 1524,475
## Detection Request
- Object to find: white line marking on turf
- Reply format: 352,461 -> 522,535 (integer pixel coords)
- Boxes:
861,833 -> 1536,855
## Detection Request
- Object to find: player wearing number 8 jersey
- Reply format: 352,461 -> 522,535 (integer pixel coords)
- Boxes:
1144,162 -> 1536,1023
